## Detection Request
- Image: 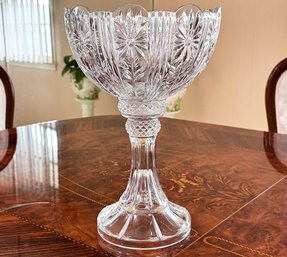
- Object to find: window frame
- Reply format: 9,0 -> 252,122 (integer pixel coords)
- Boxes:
0,0 -> 56,70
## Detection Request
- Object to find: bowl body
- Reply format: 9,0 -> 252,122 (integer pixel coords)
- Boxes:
64,4 -> 221,103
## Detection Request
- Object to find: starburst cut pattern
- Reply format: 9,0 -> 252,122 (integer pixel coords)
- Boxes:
114,12 -> 148,61
174,12 -> 202,64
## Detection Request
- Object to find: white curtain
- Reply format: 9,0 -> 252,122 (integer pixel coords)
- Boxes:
0,0 -> 53,64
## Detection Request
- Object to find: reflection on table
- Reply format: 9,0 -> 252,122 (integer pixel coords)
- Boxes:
0,122 -> 59,210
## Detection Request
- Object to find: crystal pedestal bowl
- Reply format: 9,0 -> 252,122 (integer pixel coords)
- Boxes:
65,4 -> 221,250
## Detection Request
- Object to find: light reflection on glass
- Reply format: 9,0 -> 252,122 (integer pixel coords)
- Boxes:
0,122 -> 59,210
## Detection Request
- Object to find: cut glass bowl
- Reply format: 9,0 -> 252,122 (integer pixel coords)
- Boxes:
64,4 -> 221,250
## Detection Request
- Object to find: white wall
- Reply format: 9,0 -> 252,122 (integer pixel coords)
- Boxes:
7,0 -> 287,131
155,0 -> 287,130
9,0 -> 153,126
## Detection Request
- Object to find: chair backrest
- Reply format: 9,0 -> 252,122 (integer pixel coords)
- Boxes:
0,66 -> 15,130
265,58 -> 287,133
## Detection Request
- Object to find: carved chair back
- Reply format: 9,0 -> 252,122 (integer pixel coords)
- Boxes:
266,58 -> 287,133
0,66 -> 15,130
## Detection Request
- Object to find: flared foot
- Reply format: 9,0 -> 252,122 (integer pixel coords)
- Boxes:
97,201 -> 191,250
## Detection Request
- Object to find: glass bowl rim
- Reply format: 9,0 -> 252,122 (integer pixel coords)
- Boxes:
64,3 -> 221,17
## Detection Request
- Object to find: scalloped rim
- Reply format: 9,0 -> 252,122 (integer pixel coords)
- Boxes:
64,4 -> 221,16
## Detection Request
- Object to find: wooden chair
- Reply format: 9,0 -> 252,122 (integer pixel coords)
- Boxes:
265,58 -> 287,133
0,66 -> 15,129
264,132 -> 287,175
0,128 -> 17,172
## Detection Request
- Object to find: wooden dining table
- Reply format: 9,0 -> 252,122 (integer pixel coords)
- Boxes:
0,115 -> 286,257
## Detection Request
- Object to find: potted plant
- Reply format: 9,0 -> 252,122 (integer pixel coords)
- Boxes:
62,55 -> 100,117
164,89 -> 187,118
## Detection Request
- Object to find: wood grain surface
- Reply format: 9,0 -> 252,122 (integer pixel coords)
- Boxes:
0,115 -> 286,256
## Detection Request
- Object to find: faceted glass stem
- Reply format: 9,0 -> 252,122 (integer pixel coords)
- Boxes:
97,118 -> 191,250
120,135 -> 168,211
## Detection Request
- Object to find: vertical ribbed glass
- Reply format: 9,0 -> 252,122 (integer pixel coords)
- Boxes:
64,4 -> 221,250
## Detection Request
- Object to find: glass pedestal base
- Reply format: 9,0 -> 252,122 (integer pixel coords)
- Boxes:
97,119 -> 191,250
97,200 -> 191,250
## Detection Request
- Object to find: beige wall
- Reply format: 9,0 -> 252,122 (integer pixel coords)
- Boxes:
155,0 -> 287,130
7,0 -> 287,131
9,0 -> 153,126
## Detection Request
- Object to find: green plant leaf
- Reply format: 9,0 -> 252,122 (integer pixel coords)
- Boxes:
75,69 -> 85,83
63,55 -> 72,64
61,65 -> 70,76
69,59 -> 78,68
62,55 -> 86,83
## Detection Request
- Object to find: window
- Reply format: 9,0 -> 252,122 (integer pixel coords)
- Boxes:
0,0 -> 54,66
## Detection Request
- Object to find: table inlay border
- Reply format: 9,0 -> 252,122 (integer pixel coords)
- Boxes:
2,210 -> 111,256
60,184 -> 107,207
58,163 -> 287,256
203,236 -> 274,257
174,175 -> 287,256
59,168 -> 287,256
60,174 -> 116,202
